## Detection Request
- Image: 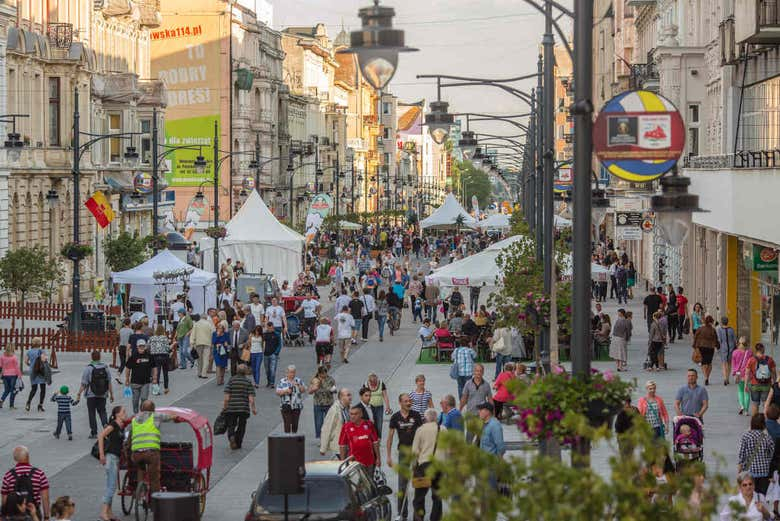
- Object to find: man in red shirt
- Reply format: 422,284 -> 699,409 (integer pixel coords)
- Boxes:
1,446 -> 50,520
339,406 -> 380,472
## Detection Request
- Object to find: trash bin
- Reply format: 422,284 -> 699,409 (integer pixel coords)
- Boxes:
151,491 -> 200,521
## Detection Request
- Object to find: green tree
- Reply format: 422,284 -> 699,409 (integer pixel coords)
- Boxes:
452,160 -> 492,211
103,232 -> 148,273
0,246 -> 63,362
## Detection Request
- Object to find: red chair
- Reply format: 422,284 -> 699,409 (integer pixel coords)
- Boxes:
435,332 -> 455,361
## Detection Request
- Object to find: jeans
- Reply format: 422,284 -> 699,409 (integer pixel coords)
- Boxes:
361,315 -> 370,339
154,354 -> 170,389
371,405 -> 385,438
377,315 -> 387,339
302,317 -> 317,343
456,375 -> 470,399
1,375 -> 17,406
177,336 -> 193,369
412,307 -> 423,322
250,353 -> 263,385
313,405 -> 329,439
226,412 -> 249,448
274,327 -> 283,349
264,354 -> 278,386
130,383 -> 150,414
353,318 -> 362,337
86,396 -> 108,436
494,353 -> 512,379
281,408 -> 302,433
103,453 -> 119,505
55,413 -> 72,436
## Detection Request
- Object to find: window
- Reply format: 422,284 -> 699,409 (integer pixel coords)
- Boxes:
140,119 -> 152,165
48,77 -> 60,146
688,104 -> 699,123
384,152 -> 390,165
383,127 -> 391,140
688,128 -> 699,157
382,102 -> 391,115
109,114 -> 121,163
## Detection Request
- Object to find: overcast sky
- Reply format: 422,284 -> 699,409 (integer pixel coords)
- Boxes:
270,0 -> 573,163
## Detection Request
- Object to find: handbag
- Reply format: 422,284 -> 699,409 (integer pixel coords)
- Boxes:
449,361 -> 459,380
412,427 -> 440,489
14,378 -> 24,393
691,347 -> 702,364
190,347 -> 199,360
213,411 -> 228,435
90,441 -> 101,460
167,354 -> 177,372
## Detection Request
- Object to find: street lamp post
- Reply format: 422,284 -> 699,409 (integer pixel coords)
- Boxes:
541,1 -> 555,369
212,121 -> 219,280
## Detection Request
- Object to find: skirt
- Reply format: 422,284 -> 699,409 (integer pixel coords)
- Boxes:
610,337 -> 628,362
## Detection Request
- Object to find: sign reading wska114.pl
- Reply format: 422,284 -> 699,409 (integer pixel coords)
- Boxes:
593,90 -> 686,183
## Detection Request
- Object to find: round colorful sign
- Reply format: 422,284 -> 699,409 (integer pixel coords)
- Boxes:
593,90 -> 686,183
133,172 -> 153,194
242,177 -> 255,190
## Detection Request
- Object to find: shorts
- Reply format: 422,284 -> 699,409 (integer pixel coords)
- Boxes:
352,318 -> 362,331
751,388 -> 770,405
699,347 -> 715,366
315,342 -> 333,357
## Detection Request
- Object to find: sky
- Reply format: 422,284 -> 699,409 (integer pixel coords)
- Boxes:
270,0 -> 573,166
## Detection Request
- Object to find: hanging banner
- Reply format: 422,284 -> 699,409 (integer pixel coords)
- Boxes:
593,90 -> 686,183
305,193 -> 333,244
754,246 -> 779,272
471,195 -> 479,217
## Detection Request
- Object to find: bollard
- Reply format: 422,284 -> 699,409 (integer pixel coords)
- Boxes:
151,491 -> 200,521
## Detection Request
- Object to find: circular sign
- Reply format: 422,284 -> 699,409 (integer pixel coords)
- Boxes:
593,90 -> 686,183
133,172 -> 153,194
641,218 -> 654,233
242,177 -> 255,190
760,247 -> 778,263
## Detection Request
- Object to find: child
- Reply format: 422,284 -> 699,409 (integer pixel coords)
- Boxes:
413,296 -> 423,323
674,424 -> 697,452
51,385 -> 78,440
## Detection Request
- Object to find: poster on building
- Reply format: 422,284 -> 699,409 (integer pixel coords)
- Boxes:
615,211 -> 643,241
151,9 -> 223,187
753,245 -> 779,272
305,193 -> 333,244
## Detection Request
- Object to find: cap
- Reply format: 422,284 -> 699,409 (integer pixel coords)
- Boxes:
137,339 -> 147,347
60,385 -> 69,395
477,402 -> 494,414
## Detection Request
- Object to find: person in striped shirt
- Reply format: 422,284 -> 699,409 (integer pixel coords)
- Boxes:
51,386 -> 78,441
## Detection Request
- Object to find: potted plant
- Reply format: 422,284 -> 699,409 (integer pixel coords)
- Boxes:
60,242 -> 93,261
514,369 -> 633,444
143,233 -> 168,251
205,226 -> 227,239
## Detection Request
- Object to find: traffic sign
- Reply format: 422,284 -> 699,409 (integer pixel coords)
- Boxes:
593,90 -> 686,183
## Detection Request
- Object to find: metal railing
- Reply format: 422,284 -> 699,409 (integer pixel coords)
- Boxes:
46,23 -> 73,49
683,150 -> 780,168
628,62 -> 659,89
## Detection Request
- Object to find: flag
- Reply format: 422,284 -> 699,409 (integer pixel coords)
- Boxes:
85,190 -> 114,228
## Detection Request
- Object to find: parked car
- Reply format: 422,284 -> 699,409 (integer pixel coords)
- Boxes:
245,459 -> 392,521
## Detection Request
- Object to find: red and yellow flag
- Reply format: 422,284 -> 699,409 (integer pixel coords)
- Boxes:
85,190 -> 114,228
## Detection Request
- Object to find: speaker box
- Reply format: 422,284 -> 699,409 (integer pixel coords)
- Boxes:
268,434 -> 305,495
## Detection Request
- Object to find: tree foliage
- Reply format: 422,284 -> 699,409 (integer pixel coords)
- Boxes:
103,232 -> 148,273
452,160 -> 492,211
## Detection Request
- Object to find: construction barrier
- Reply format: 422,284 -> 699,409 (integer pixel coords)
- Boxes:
0,302 -> 120,321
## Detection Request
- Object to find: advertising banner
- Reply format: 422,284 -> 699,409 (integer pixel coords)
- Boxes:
615,211 -> 643,241
305,193 -> 333,244
151,11 -> 223,187
754,245 -> 779,272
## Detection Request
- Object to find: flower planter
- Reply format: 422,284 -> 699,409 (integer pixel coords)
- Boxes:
585,398 -> 620,428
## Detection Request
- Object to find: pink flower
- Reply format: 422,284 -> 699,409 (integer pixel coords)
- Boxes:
552,365 -> 564,374
603,370 -> 614,381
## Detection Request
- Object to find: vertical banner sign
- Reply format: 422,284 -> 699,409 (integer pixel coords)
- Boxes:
151,9 -> 223,187
305,194 -> 333,244
471,195 -> 479,217
753,246 -> 779,272
593,90 -> 686,183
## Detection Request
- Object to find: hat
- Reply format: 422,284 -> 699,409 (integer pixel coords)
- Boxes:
137,339 -> 147,348
60,385 -> 69,395
477,402 -> 494,414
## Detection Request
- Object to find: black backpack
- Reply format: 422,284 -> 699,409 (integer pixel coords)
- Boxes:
11,468 -> 36,504
89,366 -> 109,396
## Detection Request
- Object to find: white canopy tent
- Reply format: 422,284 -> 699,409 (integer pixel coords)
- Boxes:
201,190 -> 304,284
472,213 -> 510,230
111,250 -> 218,317
554,215 -> 572,228
420,193 -> 477,230
338,220 -> 362,231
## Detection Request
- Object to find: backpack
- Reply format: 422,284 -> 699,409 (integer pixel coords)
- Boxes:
89,365 -> 109,396
10,468 -> 36,504
756,356 -> 772,384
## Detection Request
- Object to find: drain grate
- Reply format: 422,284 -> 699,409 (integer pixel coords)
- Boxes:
16,417 -> 46,421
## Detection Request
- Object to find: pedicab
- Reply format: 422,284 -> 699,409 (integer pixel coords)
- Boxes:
118,407 -> 213,521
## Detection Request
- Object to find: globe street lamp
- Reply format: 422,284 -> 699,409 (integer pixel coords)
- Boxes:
337,0 -> 417,91
651,168 -> 705,248
458,130 -> 478,160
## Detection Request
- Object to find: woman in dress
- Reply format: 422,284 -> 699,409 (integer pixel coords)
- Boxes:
212,322 -> 230,385
733,337 -> 753,415
693,314 -> 719,385
637,380 -> 669,439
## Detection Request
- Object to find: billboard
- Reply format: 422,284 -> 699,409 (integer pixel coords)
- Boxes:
151,10 -> 224,187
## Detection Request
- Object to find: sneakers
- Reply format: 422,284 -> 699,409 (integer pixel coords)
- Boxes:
68,435 -> 73,441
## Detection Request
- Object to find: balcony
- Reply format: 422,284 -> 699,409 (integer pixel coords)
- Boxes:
626,0 -> 655,5
46,23 -> 73,49
628,62 -> 659,91
735,0 -> 780,43
137,0 -> 161,28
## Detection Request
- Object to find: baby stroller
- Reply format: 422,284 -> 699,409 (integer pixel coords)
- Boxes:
672,415 -> 704,462
285,314 -> 304,347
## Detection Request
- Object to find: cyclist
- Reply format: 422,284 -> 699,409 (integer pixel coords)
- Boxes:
128,400 -> 177,493
387,289 -> 403,335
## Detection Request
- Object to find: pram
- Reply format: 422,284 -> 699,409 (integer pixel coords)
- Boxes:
285,314 -> 304,346
672,415 -> 704,462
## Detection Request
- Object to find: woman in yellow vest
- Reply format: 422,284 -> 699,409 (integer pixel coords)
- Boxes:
364,372 -> 391,438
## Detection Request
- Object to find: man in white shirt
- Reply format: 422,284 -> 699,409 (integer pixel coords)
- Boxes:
334,306 -> 355,363
248,293 -> 265,324
218,287 -> 234,308
335,289 -> 351,319
265,297 -> 287,346
295,292 -> 321,344
360,289 -> 376,341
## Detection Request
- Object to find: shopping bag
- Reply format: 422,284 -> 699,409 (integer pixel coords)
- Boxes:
123,386 -> 132,398
213,411 -> 228,435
